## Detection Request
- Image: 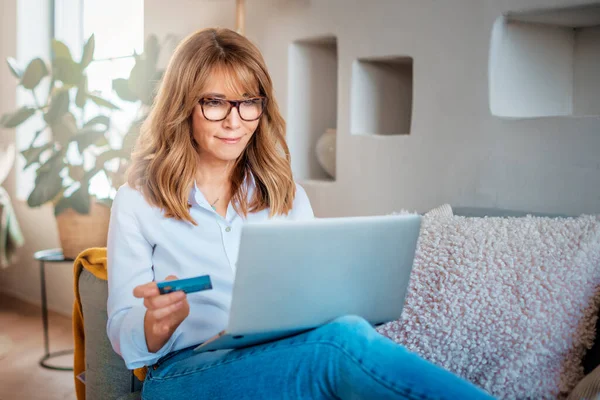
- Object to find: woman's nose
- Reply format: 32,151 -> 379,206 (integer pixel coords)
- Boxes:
224,105 -> 242,128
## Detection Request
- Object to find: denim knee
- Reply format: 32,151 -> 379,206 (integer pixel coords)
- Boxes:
321,315 -> 374,342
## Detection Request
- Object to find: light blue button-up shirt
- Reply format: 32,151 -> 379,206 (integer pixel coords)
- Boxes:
106,179 -> 314,369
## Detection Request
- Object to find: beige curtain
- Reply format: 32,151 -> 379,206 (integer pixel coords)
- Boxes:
0,144 -> 24,268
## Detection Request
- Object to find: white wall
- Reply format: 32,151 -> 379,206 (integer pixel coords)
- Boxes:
0,1 -> 17,151
490,2 -> 600,119
146,0 -> 600,219
489,18 -> 575,118
575,26 -> 600,116
351,57 -> 413,136
1,0 -> 599,316
288,38 -> 338,180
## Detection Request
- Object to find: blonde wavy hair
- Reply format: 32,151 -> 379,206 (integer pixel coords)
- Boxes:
126,28 -> 295,225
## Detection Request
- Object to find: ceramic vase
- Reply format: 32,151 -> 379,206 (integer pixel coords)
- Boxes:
315,128 -> 336,178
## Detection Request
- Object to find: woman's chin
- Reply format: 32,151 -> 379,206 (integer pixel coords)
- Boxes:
215,150 -> 244,163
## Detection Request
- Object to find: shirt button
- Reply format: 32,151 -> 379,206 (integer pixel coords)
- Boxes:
225,226 -> 231,232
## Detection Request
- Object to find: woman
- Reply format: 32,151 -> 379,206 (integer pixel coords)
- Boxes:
107,27 -> 494,399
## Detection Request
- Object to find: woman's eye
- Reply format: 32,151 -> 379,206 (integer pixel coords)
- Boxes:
205,100 -> 224,107
243,99 -> 259,106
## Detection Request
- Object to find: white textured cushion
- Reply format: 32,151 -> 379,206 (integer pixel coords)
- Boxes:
377,213 -> 600,399
424,203 -> 453,218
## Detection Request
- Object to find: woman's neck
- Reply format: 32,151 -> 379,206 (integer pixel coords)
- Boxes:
195,157 -> 233,187
194,157 -> 234,216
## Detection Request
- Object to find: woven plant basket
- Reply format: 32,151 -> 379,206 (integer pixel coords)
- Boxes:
55,198 -> 111,259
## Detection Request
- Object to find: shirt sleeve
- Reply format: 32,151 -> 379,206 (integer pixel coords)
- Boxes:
106,185 -> 182,369
290,183 -> 315,220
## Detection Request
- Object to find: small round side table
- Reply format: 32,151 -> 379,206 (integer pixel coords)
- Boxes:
34,248 -> 75,371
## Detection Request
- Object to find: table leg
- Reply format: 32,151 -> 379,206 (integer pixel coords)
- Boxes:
38,259 -> 74,371
40,260 -> 49,356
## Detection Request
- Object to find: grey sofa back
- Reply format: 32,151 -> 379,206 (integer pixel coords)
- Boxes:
452,206 -> 571,219
79,268 -> 142,400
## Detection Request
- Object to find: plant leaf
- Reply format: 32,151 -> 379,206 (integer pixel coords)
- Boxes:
51,39 -> 73,61
44,90 -> 70,124
6,57 -> 23,79
72,129 -> 108,153
53,183 -> 91,216
54,194 -> 71,216
144,70 -> 164,106
28,174 -> 63,208
52,58 -> 82,85
88,94 -> 120,110
68,183 -> 91,214
0,107 -> 36,128
112,78 -> 138,102
21,142 -> 54,169
95,149 -> 129,168
128,58 -> 158,106
32,128 -> 45,143
69,165 -> 85,181
50,112 -> 77,146
144,35 -> 160,67
76,75 -> 88,108
80,34 -> 95,69
20,58 -> 48,90
105,167 -> 127,190
95,197 -> 113,209
83,115 -> 110,129
36,148 -> 65,175
28,150 -> 65,207
82,165 -> 103,182
122,116 -> 145,153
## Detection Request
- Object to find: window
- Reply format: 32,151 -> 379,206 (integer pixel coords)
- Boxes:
78,0 -> 144,199
16,0 -> 143,201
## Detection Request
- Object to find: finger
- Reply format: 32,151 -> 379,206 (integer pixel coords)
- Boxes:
144,290 -> 186,310
134,276 -> 178,299
133,282 -> 159,298
153,308 -> 188,336
149,299 -> 186,320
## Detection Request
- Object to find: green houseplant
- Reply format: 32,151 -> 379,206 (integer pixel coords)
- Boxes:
111,34 -> 167,152
0,33 -> 168,258
0,34 -> 130,258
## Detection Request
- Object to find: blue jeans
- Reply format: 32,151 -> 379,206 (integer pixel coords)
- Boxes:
142,315 -> 495,399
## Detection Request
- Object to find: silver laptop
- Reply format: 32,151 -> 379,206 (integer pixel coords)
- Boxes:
194,214 -> 421,353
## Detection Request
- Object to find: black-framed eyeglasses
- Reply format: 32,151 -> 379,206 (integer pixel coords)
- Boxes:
199,96 -> 268,122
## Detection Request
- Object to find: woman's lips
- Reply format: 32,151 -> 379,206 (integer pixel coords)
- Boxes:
216,137 -> 241,144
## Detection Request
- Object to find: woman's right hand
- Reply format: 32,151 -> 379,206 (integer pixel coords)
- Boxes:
133,275 -> 190,353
